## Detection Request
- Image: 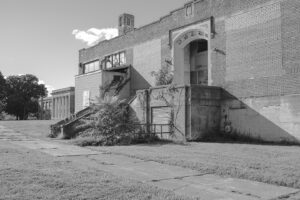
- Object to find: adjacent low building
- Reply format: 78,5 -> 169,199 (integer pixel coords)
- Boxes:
39,87 -> 75,120
51,87 -> 75,120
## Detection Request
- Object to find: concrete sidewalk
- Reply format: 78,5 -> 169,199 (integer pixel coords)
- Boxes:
1,125 -> 299,200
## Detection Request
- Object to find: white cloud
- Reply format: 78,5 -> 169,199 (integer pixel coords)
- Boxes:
38,80 -> 45,85
72,28 -> 118,46
38,80 -> 54,96
45,85 -> 55,96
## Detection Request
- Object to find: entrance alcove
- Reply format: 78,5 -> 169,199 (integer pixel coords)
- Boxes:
172,29 -> 210,86
172,28 -> 221,140
189,39 -> 208,85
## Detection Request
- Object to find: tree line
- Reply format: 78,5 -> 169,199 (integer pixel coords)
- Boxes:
0,71 -> 47,120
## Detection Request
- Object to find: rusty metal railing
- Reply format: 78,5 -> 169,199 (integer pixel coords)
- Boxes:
132,123 -> 174,138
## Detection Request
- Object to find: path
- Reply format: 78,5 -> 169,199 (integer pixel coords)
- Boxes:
0,125 -> 299,200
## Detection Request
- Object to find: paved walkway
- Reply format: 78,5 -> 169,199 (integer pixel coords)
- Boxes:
0,125 -> 299,200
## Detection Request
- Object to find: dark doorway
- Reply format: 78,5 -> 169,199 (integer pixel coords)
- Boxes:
189,39 -> 208,85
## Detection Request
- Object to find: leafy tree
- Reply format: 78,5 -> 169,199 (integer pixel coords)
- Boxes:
5,74 -> 47,120
0,71 -> 7,114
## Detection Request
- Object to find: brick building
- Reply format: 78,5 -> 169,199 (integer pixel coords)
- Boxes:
75,0 -> 300,142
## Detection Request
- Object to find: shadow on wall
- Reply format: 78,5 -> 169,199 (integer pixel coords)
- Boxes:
221,90 -> 300,144
130,67 -> 152,95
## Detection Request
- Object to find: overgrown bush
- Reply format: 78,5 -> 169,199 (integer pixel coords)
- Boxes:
74,95 -> 153,146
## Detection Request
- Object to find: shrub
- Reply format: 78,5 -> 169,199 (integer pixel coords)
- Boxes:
74,95 -> 150,146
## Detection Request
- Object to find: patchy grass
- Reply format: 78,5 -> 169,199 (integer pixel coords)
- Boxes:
0,141 -> 194,200
89,142 -> 300,189
0,120 -> 57,139
2,121 -> 300,191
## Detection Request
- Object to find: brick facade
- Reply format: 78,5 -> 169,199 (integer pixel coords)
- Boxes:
75,0 -> 300,141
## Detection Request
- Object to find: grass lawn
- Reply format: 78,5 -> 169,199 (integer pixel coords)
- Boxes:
0,120 -> 57,139
0,141 -> 193,200
1,121 -> 300,190
89,142 -> 300,189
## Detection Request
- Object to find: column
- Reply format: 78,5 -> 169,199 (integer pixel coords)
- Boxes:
67,95 -> 70,117
57,97 -> 61,119
60,97 -> 63,119
55,98 -> 58,119
62,96 -> 65,119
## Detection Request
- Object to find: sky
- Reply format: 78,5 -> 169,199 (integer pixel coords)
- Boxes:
0,0 -> 188,95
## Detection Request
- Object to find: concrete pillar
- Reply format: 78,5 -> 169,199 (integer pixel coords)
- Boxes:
53,98 -> 56,119
60,97 -> 62,119
63,96 -> 66,119
57,97 -> 61,119
60,96 -> 63,119
67,95 -> 70,117
51,97 -> 55,119
62,96 -> 65,119
55,97 -> 58,119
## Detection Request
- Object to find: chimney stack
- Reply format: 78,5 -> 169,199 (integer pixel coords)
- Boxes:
118,13 -> 135,35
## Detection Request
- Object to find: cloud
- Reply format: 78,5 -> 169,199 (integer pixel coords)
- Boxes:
72,28 -> 118,46
38,80 -> 45,85
45,85 -> 55,96
38,80 -> 54,96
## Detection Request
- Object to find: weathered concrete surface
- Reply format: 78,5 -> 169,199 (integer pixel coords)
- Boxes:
1,125 -> 299,200
12,140 -> 100,157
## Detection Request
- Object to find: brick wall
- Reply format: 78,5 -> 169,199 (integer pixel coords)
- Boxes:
281,0 -> 300,73
222,0 -> 300,98
75,71 -> 102,112
132,39 -> 162,91
77,0 -> 300,103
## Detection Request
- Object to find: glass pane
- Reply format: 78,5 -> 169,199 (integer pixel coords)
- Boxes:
92,63 -> 96,72
113,54 -> 120,67
120,52 -> 126,65
106,56 -> 112,69
95,61 -> 100,70
85,64 -> 89,73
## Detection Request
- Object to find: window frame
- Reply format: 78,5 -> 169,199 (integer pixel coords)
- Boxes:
185,3 -> 194,17
83,59 -> 100,74
104,51 -> 126,69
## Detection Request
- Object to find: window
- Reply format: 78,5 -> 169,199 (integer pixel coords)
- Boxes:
120,52 -> 126,65
83,60 -> 100,74
104,51 -> 126,69
126,17 -> 131,26
112,54 -> 120,66
83,90 -> 90,108
105,56 -> 112,69
185,3 -> 193,17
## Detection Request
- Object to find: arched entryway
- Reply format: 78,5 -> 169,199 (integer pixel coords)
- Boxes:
172,29 -> 210,86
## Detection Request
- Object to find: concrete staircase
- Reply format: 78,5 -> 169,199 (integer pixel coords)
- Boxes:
50,106 -> 93,138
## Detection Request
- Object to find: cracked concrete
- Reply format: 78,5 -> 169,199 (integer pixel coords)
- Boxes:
0,125 -> 299,200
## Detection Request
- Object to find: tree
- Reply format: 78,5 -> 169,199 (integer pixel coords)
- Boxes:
5,74 -> 47,120
0,71 -> 7,114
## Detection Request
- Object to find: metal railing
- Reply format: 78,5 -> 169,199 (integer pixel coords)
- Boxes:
132,123 -> 174,138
